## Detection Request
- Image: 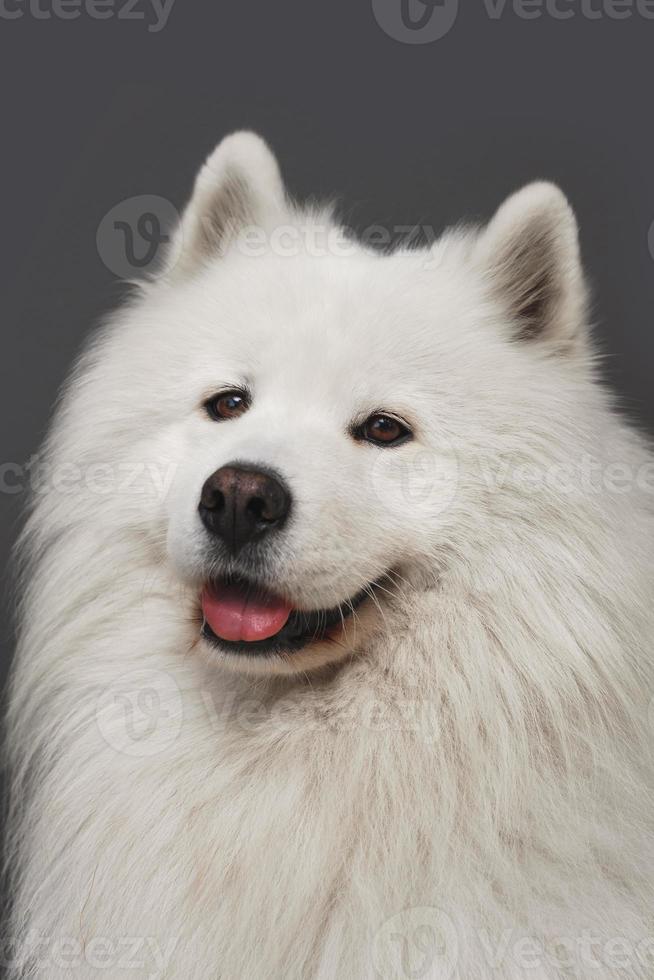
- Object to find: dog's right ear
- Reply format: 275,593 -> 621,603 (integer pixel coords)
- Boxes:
472,182 -> 588,356
166,131 -> 287,278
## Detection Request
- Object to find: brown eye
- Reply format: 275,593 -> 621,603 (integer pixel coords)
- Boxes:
357,413 -> 412,447
205,390 -> 250,422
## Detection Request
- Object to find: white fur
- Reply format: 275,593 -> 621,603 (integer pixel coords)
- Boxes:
6,133 -> 654,979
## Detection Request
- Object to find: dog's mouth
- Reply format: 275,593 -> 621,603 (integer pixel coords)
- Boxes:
200,574 -> 371,657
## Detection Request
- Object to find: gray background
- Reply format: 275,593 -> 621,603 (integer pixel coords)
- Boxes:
1,1 -> 653,698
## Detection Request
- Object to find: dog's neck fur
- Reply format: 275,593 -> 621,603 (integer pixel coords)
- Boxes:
8,433 -> 654,978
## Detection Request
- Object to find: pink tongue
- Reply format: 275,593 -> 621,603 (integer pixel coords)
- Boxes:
202,582 -> 292,643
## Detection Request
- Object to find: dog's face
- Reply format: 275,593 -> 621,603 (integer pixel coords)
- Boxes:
115,133 -> 586,675
161,249 -> 470,674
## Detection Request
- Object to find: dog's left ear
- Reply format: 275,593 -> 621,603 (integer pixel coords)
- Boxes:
473,182 -> 588,355
167,131 -> 287,278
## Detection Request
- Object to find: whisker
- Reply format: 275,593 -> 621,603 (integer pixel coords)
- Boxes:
365,585 -> 389,633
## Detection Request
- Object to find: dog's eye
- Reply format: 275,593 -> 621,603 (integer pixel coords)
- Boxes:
205,390 -> 250,422
357,413 -> 412,447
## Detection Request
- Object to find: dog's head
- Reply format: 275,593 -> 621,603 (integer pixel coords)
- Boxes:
105,133 -> 588,675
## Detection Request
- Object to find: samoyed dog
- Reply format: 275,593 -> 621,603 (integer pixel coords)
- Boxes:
6,132 -> 654,979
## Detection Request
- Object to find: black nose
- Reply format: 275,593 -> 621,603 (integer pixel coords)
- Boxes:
199,464 -> 291,554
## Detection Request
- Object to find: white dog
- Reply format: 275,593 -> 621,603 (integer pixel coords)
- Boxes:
7,132 -> 654,979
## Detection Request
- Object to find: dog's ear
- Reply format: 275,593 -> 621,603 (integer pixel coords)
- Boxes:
167,131 -> 287,277
473,182 -> 588,355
